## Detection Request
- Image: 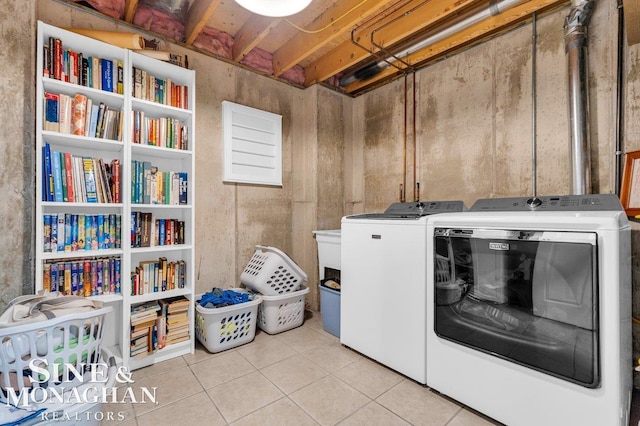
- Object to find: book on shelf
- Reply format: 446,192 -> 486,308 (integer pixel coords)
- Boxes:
42,256 -> 121,296
72,93 -> 87,136
44,92 -> 59,132
59,93 -> 72,134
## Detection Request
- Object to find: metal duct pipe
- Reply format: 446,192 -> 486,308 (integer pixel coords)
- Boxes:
564,0 -> 594,194
340,0 -> 528,86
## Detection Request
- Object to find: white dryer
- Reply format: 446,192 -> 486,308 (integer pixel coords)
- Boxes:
340,200 -> 466,384
426,194 -> 631,425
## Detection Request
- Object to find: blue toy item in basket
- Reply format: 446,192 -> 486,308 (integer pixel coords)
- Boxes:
199,288 -> 249,308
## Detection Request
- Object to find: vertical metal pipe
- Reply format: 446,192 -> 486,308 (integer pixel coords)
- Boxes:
564,0 -> 594,195
615,0 -> 625,195
531,13 -> 537,198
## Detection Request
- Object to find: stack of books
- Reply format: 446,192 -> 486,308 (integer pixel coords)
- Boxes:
130,301 -> 160,358
163,297 -> 190,346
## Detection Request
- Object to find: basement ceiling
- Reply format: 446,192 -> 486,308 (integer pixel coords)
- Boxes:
68,0 -> 570,95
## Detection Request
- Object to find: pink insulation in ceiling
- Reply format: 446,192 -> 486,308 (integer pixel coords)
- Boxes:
133,3 -> 185,42
71,0 -> 124,19
192,27 -> 233,59
70,0 -> 306,86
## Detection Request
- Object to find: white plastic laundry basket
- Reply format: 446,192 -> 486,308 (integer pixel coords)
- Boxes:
195,292 -> 262,353
0,346 -> 117,425
257,285 -> 309,334
240,245 -> 307,296
0,305 -> 112,404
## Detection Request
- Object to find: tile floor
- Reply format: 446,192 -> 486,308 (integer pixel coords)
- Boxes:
102,311 -> 502,426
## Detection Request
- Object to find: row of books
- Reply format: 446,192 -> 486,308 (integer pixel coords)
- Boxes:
42,143 -> 120,203
132,66 -> 189,109
131,110 -> 189,150
44,92 -> 123,141
43,213 -> 122,253
43,36 -> 124,94
131,160 -> 188,205
42,256 -> 122,296
131,257 -> 187,296
131,212 -> 185,248
130,297 -> 190,358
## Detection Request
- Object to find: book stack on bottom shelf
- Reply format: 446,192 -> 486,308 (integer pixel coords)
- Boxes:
163,297 -> 190,346
130,297 -> 190,360
130,301 -> 160,359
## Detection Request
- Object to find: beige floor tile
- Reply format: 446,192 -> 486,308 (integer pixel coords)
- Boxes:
302,342 -> 361,373
303,311 -> 338,340
261,353 -> 330,394
289,375 -> 370,425
230,397 -> 318,426
276,326 -> 333,353
338,401 -> 411,426
376,380 -> 461,426
334,357 -> 404,399
447,408 -> 502,426
106,418 -> 137,426
131,366 -> 203,417
206,371 -> 284,423
100,401 -> 136,425
136,391 -> 226,426
237,337 -> 297,369
189,349 -> 256,389
130,355 -> 187,381
182,339 -> 226,365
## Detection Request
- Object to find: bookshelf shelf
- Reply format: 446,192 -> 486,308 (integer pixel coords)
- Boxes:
42,132 -> 124,151
35,21 -> 195,371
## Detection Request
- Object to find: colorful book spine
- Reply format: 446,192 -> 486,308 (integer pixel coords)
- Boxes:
51,150 -> 63,202
101,58 -> 113,92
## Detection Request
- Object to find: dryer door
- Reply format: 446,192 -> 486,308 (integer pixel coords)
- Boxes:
433,228 -> 599,388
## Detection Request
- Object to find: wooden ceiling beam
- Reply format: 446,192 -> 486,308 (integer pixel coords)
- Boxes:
124,0 -> 139,23
272,0 -> 391,77
184,0 -> 222,45
304,0 -> 480,86
344,0 -> 568,93
233,16 -> 282,61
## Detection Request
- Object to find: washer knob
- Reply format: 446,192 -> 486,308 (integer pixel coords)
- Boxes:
526,197 -> 542,209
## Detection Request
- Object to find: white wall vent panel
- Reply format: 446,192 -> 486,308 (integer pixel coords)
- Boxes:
222,101 -> 282,186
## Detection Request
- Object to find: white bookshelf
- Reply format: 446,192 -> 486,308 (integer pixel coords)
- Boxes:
35,21 -> 196,370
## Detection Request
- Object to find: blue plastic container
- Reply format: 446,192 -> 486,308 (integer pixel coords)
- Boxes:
319,283 -> 340,337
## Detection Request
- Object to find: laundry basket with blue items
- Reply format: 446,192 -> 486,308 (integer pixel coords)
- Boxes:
195,287 -> 262,353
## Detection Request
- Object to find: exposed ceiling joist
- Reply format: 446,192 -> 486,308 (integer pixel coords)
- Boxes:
233,16 -> 282,61
272,0 -> 391,76
124,0 -> 139,23
64,0 -> 574,95
184,0 -> 222,45
344,0 -> 569,93
304,0 -> 480,85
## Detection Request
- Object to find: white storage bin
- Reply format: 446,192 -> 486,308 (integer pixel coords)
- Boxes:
240,245 -> 307,295
257,285 -> 309,334
313,230 -> 341,279
195,292 -> 262,353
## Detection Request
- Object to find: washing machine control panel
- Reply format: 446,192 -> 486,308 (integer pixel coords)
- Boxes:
384,200 -> 466,217
470,194 -> 623,212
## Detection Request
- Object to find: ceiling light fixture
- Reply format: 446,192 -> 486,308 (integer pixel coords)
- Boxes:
234,0 -> 312,17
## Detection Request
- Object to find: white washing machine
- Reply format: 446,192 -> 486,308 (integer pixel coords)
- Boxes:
340,200 -> 466,384
426,194 -> 631,425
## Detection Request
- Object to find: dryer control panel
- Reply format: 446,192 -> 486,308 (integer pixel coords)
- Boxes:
470,194 -> 623,212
